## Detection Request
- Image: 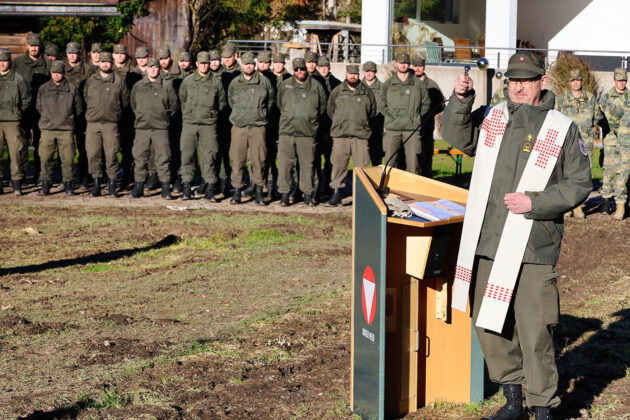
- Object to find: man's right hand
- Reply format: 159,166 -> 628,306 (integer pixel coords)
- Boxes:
454,74 -> 473,100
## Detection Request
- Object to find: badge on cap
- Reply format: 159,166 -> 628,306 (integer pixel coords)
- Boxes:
520,57 -> 524,61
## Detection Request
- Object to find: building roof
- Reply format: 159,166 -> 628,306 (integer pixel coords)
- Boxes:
296,20 -> 361,33
0,0 -> 119,16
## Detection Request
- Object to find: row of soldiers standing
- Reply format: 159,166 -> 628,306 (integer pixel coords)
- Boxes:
0,34 -> 444,205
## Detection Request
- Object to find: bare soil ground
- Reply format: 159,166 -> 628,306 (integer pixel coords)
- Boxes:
0,191 -> 628,420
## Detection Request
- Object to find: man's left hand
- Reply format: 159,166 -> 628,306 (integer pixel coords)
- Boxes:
504,192 -> 532,214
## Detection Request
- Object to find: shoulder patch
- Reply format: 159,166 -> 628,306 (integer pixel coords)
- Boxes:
578,135 -> 588,156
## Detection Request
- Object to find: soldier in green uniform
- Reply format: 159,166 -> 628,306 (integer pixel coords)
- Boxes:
221,42 -> 241,75
305,51 -> 319,76
89,43 -> 102,73
0,49 -> 31,195
158,46 -> 186,81
381,52 -> 430,175
178,51 -> 227,201
64,41 -> 94,189
362,61 -> 384,166
36,60 -> 83,196
443,52 -> 591,420
84,52 -> 130,197
129,58 -> 179,199
411,56 -> 444,178
326,64 -> 377,206
276,57 -> 327,206
272,52 -> 290,79
132,46 -> 149,76
112,44 -> 135,189
227,52 -> 274,205
599,68 -> 629,218
44,45 -> 59,62
13,33 -> 50,185
554,69 -> 604,218
177,51 -> 194,76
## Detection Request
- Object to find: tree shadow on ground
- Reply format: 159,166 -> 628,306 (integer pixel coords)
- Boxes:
554,309 -> 630,418
0,234 -> 179,277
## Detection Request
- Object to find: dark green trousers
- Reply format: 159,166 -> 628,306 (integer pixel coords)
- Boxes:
180,123 -> 218,184
39,130 -> 75,182
329,137 -> 370,189
133,129 -> 171,183
86,122 -> 120,180
277,135 -> 315,195
383,129 -> 421,175
472,257 -> 561,408
230,126 -> 266,189
0,121 -> 26,180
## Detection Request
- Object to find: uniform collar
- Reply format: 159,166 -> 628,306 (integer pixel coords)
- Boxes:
49,78 -> 70,91
391,72 -> 414,85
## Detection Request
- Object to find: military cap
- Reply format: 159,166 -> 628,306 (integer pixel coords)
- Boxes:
178,51 -> 191,61
196,51 -> 211,63
90,43 -> 103,53
50,60 -> 65,73
318,56 -> 330,66
135,46 -> 149,58
221,42 -> 236,58
505,52 -> 545,79
292,57 -> 306,69
113,44 -> 127,54
363,61 -> 377,72
157,46 -> 171,59
412,56 -> 425,67
99,52 -> 113,63
614,67 -> 627,81
272,52 -> 285,63
147,57 -> 159,68
0,49 -> 11,61
569,69 -> 583,81
395,52 -> 410,64
240,52 -> 255,65
209,50 -> 221,61
45,45 -> 59,57
27,33 -> 42,46
66,42 -> 80,54
304,51 -> 318,63
346,64 -> 360,74
257,50 -> 271,63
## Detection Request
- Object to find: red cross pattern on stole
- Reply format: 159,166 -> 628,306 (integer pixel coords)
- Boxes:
533,129 -> 562,169
480,108 -> 507,148
484,283 -> 513,303
455,265 -> 472,283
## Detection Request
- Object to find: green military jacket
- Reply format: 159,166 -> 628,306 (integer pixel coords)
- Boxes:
130,75 -> 179,130
179,71 -> 226,125
278,75 -> 327,138
364,78 -> 384,115
419,74 -> 444,135
13,52 -> 50,95
0,70 -> 31,121
36,78 -> 83,131
64,61 -> 94,94
84,71 -> 130,123
555,89 -> 603,142
273,69 -> 291,88
327,81 -> 377,139
224,61 -> 241,75
227,71 -> 275,127
381,72 -> 430,131
599,86 -> 628,135
442,89 -> 592,265
161,64 -> 186,82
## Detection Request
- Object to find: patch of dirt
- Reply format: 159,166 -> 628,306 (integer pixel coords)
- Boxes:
100,313 -> 135,325
77,338 -> 172,366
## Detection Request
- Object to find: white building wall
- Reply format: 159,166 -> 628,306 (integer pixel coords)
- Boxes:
360,0 -> 391,63
485,0 -> 517,68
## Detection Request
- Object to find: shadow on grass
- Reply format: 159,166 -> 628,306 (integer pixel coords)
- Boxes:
555,309 -> 630,418
0,234 -> 179,277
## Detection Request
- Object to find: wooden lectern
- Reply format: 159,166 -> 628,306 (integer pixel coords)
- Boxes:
350,166 -> 484,419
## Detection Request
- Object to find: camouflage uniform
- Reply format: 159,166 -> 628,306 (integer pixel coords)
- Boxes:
599,72 -> 629,206
490,85 -> 507,106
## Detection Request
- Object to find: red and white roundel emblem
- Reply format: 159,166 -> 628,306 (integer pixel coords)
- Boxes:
362,266 -> 376,325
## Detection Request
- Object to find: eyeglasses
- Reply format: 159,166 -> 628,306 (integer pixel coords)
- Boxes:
508,78 -> 541,88
294,67 -> 306,71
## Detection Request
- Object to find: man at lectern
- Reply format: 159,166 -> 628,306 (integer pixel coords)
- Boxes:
441,52 -> 591,420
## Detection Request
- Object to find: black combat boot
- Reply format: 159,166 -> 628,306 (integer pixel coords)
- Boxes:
230,187 -> 241,204
255,185 -> 266,206
600,197 -> 614,214
161,182 -> 172,200
204,184 -> 217,202
173,176 -> 183,193
193,182 -> 207,197
182,182 -> 192,200
129,182 -> 144,198
266,180 -> 277,200
289,188 -> 302,204
145,173 -> 159,190
88,178 -> 101,197
0,183 -> 4,195
12,180 -> 23,196
107,179 -> 118,197
326,188 -> 342,207
280,193 -> 289,207
219,178 -> 230,196
79,175 -> 91,189
303,194 -> 315,207
39,180 -> 51,196
533,406 -> 553,420
242,182 -> 255,197
64,182 -> 76,196
481,384 -> 527,420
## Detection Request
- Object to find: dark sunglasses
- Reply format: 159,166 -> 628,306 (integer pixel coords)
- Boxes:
294,67 -> 306,71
